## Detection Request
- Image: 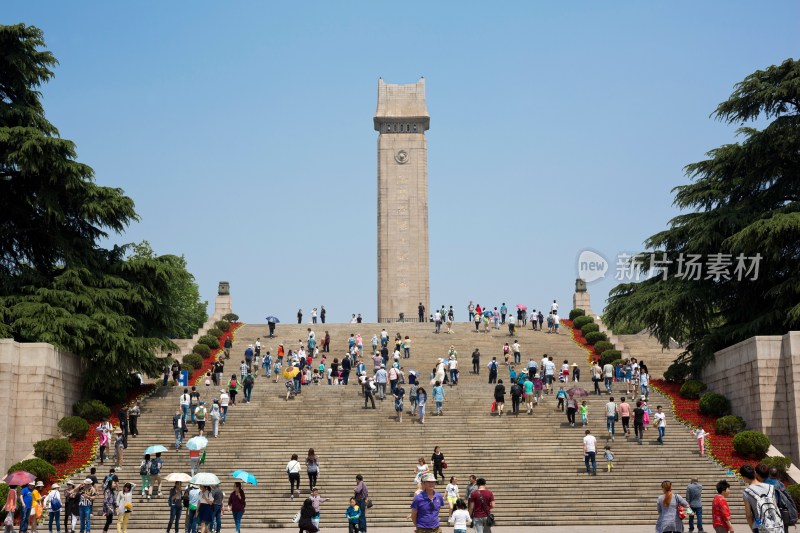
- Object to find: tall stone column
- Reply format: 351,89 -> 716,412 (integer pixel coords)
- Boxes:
374,78 -> 430,322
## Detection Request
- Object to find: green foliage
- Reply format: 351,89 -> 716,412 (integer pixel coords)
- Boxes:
611,358 -> 626,367
584,331 -> 608,345
593,341 -> 615,354
699,392 -> 731,416
206,328 -> 223,338
761,456 -> 792,479
604,59 -> 800,372
715,415 -> 746,435
192,344 -> 211,358
679,379 -> 708,399
222,313 -> 239,322
180,362 -> 194,372
572,316 -> 594,330
33,438 -> 72,463
0,485 -> 9,509
663,360 -> 692,383
733,430 -> 771,458
580,323 -> 600,334
7,458 -> 55,482
58,416 -> 89,439
600,350 -> 622,366
198,334 -> 219,349
214,320 -> 231,332
568,309 -> 585,320
73,399 -> 110,421
787,484 -> 800,508
183,353 -> 203,369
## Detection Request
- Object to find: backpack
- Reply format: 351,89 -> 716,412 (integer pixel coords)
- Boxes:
746,484 -> 784,533
139,460 -> 149,476
244,375 -> 254,387
774,483 -> 798,526
149,459 -> 161,475
490,361 -> 497,372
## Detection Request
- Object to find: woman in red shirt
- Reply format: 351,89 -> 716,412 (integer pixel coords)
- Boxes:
712,480 -> 734,533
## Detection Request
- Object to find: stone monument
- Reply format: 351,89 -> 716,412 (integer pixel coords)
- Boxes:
374,78 -> 430,322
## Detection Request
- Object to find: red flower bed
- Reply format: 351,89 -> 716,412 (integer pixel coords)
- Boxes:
562,319 -> 601,364
49,322 -> 243,483
650,379 -> 760,474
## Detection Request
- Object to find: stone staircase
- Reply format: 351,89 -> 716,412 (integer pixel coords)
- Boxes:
616,333 -> 680,380
78,321 -> 740,529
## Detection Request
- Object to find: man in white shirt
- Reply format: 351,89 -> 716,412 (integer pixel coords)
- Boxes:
605,397 -> 617,441
511,341 -> 521,364
551,300 -> 558,313
543,357 -> 556,394
434,311 -> 442,334
602,362 -> 614,393
654,405 -> 666,444
583,430 -> 597,475
552,313 -> 560,334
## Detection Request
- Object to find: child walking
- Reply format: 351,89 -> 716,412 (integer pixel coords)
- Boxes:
580,401 -> 589,426
692,425 -> 707,456
447,499 -> 472,533
555,386 -> 567,411
604,446 -> 614,472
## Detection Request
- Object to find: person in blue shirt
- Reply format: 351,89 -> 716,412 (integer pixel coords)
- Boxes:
20,482 -> 34,533
410,473 -> 445,531
556,386 -> 568,412
345,498 -> 361,533
432,381 -> 446,416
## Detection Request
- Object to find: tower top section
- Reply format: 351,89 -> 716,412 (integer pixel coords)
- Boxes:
374,78 -> 430,132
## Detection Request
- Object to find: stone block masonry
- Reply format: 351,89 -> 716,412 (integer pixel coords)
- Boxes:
0,339 -> 84,471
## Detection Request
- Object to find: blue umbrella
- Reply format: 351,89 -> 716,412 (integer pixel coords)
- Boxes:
186,436 -> 208,451
144,445 -> 168,455
231,470 -> 258,486
265,316 -> 280,323
482,310 -> 494,317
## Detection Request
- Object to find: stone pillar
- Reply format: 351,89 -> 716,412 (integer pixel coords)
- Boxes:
374,78 -> 430,323
572,278 -> 593,315
215,281 -> 232,320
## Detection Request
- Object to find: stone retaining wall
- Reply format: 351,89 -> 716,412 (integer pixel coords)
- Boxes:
0,339 -> 84,471
701,332 -> 800,464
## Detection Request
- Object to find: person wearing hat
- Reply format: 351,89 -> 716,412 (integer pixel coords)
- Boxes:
31,481 -> 44,532
63,481 -> 79,533
571,363 -> 581,383
44,484 -> 62,533
410,472 -> 445,532
77,479 -> 96,533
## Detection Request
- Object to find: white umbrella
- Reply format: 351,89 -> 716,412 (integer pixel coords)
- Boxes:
190,472 -> 220,486
165,473 -> 192,483
186,436 -> 208,451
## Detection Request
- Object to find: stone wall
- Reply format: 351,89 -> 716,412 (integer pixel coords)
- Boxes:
701,332 -> 800,464
0,340 -> 84,471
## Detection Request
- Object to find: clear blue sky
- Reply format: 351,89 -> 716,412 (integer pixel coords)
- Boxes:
5,2 -> 797,323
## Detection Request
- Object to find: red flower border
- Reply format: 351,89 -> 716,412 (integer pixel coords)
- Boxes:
48,322 -> 243,484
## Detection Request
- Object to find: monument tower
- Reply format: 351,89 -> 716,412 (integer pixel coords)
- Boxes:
374,78 -> 430,322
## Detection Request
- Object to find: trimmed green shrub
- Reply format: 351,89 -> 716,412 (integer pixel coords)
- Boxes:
664,361 -> 691,383
580,323 -> 600,334
222,313 -> 239,323
679,379 -> 707,399
788,484 -> 800,508
58,416 -> 90,439
600,350 -> 623,366
180,362 -> 194,372
699,392 -> 731,416
761,456 -> 792,479
733,430 -> 770,458
73,399 -> 110,421
206,328 -> 224,339
192,344 -> 211,358
716,415 -> 746,435
197,335 -> 219,349
568,309 -> 585,320
183,353 -> 203,370
593,341 -> 615,354
572,316 -> 594,330
584,331 -> 608,345
7,458 -> 56,482
33,438 -> 72,463
215,320 -> 231,332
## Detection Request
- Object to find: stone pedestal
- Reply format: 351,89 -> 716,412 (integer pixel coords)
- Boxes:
572,278 -> 593,315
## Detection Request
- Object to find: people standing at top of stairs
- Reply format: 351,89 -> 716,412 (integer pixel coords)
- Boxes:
297,309 -> 302,324
434,310 -> 442,333
319,306 -> 326,324
418,302 -> 425,322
